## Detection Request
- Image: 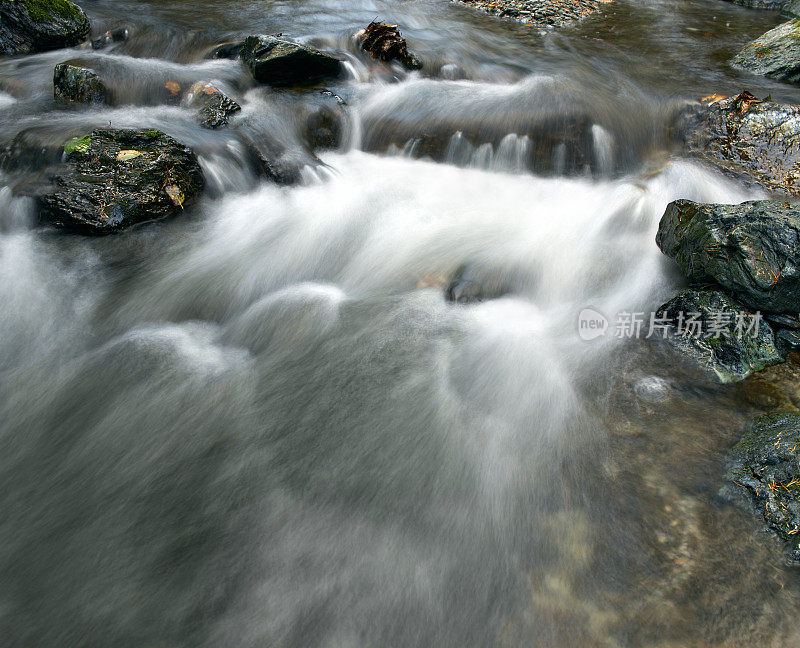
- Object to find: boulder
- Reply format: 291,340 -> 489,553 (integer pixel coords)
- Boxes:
0,0 -> 90,55
38,129 -> 204,234
732,19 -> 800,84
783,0 -> 800,17
240,35 -> 342,87
656,199 -> 800,314
723,412 -> 800,565
90,27 -> 129,51
675,91 -> 800,198
445,265 -> 509,304
53,61 -> 106,104
302,89 -> 347,150
185,81 -> 241,129
355,22 -> 422,70
655,289 -> 782,383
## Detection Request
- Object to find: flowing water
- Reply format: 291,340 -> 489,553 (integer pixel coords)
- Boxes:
1,1 -> 800,646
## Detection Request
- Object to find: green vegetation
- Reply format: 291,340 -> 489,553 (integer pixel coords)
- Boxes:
15,0 -> 82,22
64,134 -> 91,155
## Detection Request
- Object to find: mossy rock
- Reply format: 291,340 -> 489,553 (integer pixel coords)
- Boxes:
240,35 -> 343,87
723,412 -> 800,564
0,0 -> 91,55
674,91 -> 800,198
54,61 -> 106,104
732,19 -> 800,84
656,199 -> 800,314
39,129 -> 205,234
655,288 -> 782,383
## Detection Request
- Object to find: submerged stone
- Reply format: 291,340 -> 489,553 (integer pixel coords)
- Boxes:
723,412 -> 800,565
53,61 -> 106,104
675,91 -> 800,198
656,199 -> 800,314
732,19 -> 800,84
655,289 -> 781,383
355,22 -> 422,70
0,0 -> 91,55
186,81 -> 241,129
240,35 -> 342,87
302,90 -> 347,150
39,129 -> 204,234
90,27 -> 128,51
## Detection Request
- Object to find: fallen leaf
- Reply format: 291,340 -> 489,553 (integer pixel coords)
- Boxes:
165,81 -> 181,96
116,149 -> 142,161
164,184 -> 184,207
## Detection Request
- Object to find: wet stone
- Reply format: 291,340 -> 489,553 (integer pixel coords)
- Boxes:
732,19 -> 800,85
0,0 -> 90,55
186,81 -> 241,129
655,288 -> 782,383
656,199 -> 800,314
38,129 -> 204,234
53,61 -> 106,104
674,91 -> 800,198
723,412 -> 800,565
355,22 -> 422,70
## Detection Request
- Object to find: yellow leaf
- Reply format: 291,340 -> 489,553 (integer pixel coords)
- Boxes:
164,184 -> 184,208
116,150 -> 142,161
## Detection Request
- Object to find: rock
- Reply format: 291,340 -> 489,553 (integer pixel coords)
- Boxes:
207,40 -> 245,60
656,199 -> 800,314
732,20 -> 800,84
675,91 -> 800,198
777,329 -> 800,355
725,0 -> 792,8
723,412 -> 800,565
655,289 -> 782,383
783,0 -> 800,18
53,61 -> 106,104
453,0 -> 609,29
186,81 -> 241,129
0,0 -> 90,56
355,22 -> 422,70
302,90 -> 347,150
90,27 -> 129,51
38,129 -> 204,234
445,264 -> 509,304
240,131 -> 321,186
239,35 -> 342,87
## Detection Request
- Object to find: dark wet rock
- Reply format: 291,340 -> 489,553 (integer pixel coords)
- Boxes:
186,81 -> 241,129
0,128 -> 66,173
732,19 -> 800,84
777,329 -> 800,355
240,131 -> 321,186
38,129 -> 204,234
656,199 -> 800,314
454,0 -> 609,29
725,0 -> 792,8
674,91 -> 800,198
783,0 -> 800,18
355,22 -> 422,70
207,40 -> 245,60
90,27 -> 129,51
302,90 -> 347,150
445,265 -> 509,304
53,61 -> 106,104
240,35 -> 342,87
0,0 -> 90,55
723,412 -> 800,565
655,289 -> 781,383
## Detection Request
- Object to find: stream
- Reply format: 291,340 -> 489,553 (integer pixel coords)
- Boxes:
1,0 -> 799,646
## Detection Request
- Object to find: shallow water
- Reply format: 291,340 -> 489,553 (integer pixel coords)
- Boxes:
1,1 -> 800,646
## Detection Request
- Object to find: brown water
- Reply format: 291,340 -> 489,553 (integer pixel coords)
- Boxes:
0,1 -> 799,647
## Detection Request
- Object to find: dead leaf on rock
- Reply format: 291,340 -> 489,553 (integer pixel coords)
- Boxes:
116,149 -> 142,161
165,81 -> 181,96
164,184 -> 184,207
